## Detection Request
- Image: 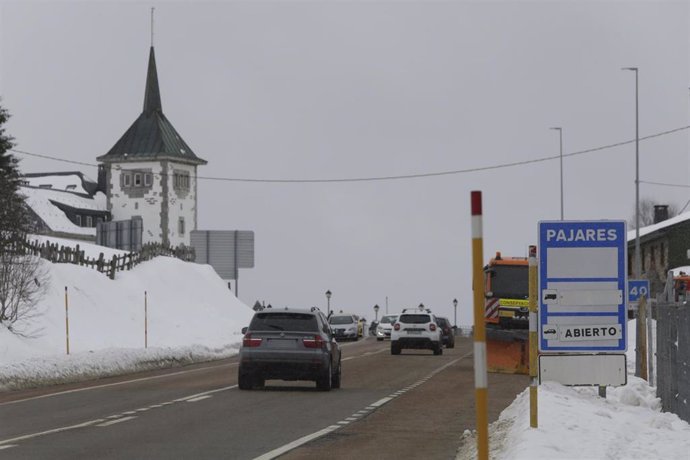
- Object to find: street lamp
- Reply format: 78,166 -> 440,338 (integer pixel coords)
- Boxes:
374,304 -> 380,322
418,303 -> 424,311
453,298 -> 458,328
622,67 -> 641,279
325,290 -> 332,316
550,127 -> 564,220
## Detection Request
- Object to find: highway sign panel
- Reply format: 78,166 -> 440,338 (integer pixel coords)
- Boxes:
628,279 -> 650,303
538,221 -> 627,352
539,354 -> 627,386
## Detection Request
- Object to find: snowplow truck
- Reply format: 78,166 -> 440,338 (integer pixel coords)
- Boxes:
484,252 -> 529,374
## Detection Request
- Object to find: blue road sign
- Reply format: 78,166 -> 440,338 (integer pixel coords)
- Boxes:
538,221 -> 627,352
628,279 -> 650,303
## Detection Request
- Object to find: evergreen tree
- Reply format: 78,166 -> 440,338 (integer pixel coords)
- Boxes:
0,102 -> 27,247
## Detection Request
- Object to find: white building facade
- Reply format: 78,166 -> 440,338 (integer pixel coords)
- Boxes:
97,46 -> 206,247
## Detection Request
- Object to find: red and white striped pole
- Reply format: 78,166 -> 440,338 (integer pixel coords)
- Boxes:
471,191 -> 489,460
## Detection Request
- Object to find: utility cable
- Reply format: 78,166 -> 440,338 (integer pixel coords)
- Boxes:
10,124 -> 690,184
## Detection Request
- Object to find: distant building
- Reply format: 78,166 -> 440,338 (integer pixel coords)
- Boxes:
96,46 -> 207,247
627,205 -> 690,297
19,171 -> 109,241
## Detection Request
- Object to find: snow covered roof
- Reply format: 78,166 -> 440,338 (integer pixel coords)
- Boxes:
22,172 -> 97,195
20,186 -> 106,236
626,211 -> 690,243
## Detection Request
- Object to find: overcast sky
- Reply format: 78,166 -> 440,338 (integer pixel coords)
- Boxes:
1,1 -> 689,324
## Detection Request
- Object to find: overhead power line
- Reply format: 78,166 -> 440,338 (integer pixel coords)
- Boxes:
10,124 -> 690,184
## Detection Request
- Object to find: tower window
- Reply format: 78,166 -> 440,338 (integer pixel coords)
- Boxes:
145,173 -> 153,186
134,173 -> 142,186
178,217 -> 185,235
123,173 -> 131,187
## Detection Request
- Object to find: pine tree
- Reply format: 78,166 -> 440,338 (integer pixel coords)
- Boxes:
0,102 -> 27,248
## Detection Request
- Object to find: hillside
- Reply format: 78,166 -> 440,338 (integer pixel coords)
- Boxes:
0,237 -> 253,390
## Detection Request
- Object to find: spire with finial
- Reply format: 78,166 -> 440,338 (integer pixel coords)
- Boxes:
143,7 -> 161,113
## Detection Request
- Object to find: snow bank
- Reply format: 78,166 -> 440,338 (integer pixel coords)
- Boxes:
0,255 -> 253,390
456,319 -> 690,459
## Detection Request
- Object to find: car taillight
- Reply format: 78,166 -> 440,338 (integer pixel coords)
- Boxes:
393,323 -> 400,331
429,323 -> 437,332
303,335 -> 327,349
243,333 -> 262,347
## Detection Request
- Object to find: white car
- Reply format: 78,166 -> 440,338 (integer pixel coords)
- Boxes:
390,309 -> 442,355
376,314 -> 398,341
329,313 -> 359,341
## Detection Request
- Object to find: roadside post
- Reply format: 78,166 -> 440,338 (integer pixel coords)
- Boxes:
65,286 -> 70,355
470,191 -> 489,460
145,291 -> 148,349
538,221 -> 628,397
528,245 -> 538,428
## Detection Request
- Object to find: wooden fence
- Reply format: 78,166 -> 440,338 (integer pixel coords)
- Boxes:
4,239 -> 195,280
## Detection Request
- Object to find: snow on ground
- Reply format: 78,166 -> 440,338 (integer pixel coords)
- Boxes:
0,253 -> 253,391
456,320 -> 690,459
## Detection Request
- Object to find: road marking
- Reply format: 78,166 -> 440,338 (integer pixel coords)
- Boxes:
186,395 -> 212,403
0,419 -> 105,446
0,361 -> 239,407
252,425 -> 341,460
0,445 -> 17,450
0,384 -> 238,448
252,352 -> 471,460
96,416 -> 137,427
370,396 -> 393,407
342,357 -> 355,361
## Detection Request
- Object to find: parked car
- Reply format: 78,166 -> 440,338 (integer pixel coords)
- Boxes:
435,316 -> 455,348
375,314 -> 398,341
238,307 -> 341,391
329,313 -> 360,341
390,309 -> 442,355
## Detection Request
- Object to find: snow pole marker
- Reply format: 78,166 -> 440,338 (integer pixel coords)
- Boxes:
528,245 -> 538,428
64,286 -> 70,355
144,291 -> 148,349
471,191 -> 489,460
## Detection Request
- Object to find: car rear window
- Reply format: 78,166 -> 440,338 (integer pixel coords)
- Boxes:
249,313 -> 318,332
380,315 -> 397,324
329,316 -> 354,325
399,314 -> 431,324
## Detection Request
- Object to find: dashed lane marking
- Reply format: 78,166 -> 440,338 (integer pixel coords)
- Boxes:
253,351 -> 473,460
0,445 -> 17,450
0,419 -> 105,446
186,395 -> 212,403
96,416 -> 137,427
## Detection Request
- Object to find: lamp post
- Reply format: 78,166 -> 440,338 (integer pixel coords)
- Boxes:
622,67 -> 641,279
374,304 -> 380,322
453,298 -> 458,328
418,303 -> 424,311
550,127 -> 564,220
325,290 -> 332,316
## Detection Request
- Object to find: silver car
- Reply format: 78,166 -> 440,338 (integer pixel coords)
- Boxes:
238,307 -> 342,391
376,314 -> 399,341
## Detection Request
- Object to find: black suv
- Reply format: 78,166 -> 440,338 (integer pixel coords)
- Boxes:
435,316 -> 455,349
238,307 -> 342,391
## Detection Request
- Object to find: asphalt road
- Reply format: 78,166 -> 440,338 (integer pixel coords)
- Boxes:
0,336 -> 527,459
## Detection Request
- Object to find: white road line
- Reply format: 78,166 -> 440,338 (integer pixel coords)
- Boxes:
252,353 -> 471,460
0,361 -> 239,406
174,385 -> 236,402
252,425 -> 341,460
136,408 -> 150,412
121,411 -> 137,415
0,445 -> 17,450
96,416 -> 137,427
0,419 -> 105,446
370,396 -> 393,408
342,357 -> 355,361
186,395 -> 212,403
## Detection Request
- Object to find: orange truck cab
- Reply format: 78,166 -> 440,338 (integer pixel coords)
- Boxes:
484,252 -> 529,329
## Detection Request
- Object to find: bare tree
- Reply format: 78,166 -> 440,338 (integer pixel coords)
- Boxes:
629,198 -> 679,229
0,101 -> 50,336
0,251 -> 48,336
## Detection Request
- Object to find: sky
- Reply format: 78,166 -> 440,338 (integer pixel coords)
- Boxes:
1,1 -> 689,324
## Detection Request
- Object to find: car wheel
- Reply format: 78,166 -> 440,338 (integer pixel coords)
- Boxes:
254,374 -> 265,388
377,337 -> 383,342
391,342 -> 401,355
448,340 -> 455,349
433,343 -> 442,355
316,362 -> 332,391
331,360 -> 342,389
238,368 -> 253,390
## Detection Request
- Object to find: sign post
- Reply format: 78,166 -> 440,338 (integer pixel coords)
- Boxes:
538,221 -> 628,388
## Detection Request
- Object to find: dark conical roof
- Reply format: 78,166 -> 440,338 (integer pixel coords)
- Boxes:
97,47 -> 207,166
